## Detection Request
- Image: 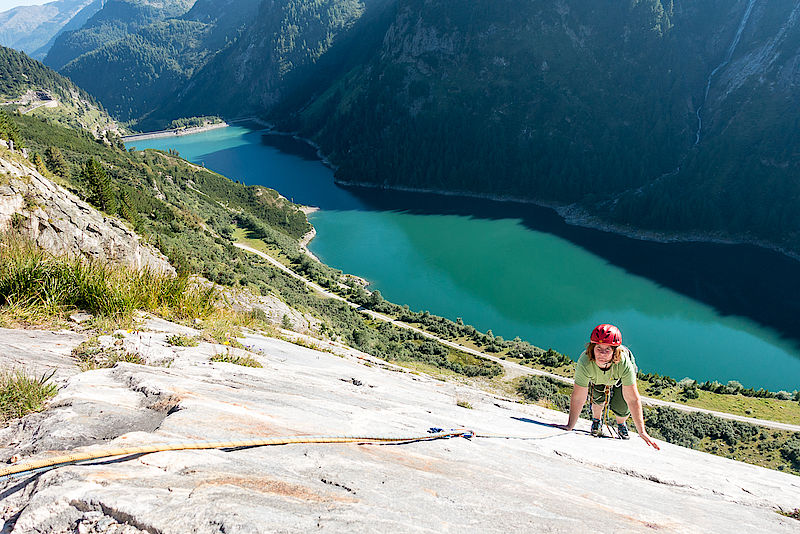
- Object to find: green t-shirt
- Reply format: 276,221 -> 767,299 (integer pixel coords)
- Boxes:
574,346 -> 637,387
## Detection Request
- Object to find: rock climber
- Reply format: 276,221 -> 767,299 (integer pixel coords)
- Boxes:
558,324 -> 660,449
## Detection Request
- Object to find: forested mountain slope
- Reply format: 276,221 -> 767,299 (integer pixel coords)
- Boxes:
44,0 -> 197,71
154,0 -> 391,124
278,0 -> 800,254
46,0 -> 385,125
0,46 -> 119,138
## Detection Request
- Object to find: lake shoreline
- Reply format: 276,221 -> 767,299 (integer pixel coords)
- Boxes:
334,179 -> 800,263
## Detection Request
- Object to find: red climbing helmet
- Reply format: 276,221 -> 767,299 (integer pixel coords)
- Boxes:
590,324 -> 622,346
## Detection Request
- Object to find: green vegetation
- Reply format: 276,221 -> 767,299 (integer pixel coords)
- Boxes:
210,351 -> 262,368
638,373 -> 800,425
80,157 -> 117,213
153,0 -> 370,127
0,109 -> 23,148
72,337 -> 146,371
0,369 -> 58,421
456,399 -> 473,409
517,375 -> 576,415
0,46 -> 117,135
45,0 -> 258,124
644,407 -> 800,476
168,116 -> 222,130
166,334 -> 199,347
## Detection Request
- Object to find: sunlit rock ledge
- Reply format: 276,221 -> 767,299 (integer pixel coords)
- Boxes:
0,320 -> 798,533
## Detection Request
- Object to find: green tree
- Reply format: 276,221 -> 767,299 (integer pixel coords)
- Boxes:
366,289 -> 383,309
80,158 -> 117,213
31,153 -> 48,176
44,146 -> 69,178
0,110 -> 23,148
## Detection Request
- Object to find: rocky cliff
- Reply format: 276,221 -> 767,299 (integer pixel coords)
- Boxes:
0,319 -> 798,533
0,153 -> 173,274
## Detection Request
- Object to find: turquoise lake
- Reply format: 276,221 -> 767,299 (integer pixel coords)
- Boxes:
130,126 -> 800,391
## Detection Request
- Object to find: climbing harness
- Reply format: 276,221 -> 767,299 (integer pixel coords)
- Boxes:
588,382 -> 622,440
0,429 -> 473,481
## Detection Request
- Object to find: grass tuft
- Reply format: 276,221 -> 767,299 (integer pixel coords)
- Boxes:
71,336 -> 145,370
0,233 -> 216,321
210,351 -> 262,368
0,368 -> 58,422
166,334 -> 199,347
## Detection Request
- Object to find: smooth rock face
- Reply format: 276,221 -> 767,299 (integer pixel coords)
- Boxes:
0,156 -> 174,274
1,324 -> 799,533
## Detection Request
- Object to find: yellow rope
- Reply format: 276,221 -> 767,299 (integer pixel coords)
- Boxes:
0,430 -> 472,479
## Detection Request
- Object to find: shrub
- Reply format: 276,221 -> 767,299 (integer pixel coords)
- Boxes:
539,348 -> 571,367
644,406 -> 759,448
518,375 -> 560,402
781,436 -> 800,469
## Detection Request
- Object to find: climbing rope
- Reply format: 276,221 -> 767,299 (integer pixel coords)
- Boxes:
0,429 -> 473,481
428,426 -> 567,441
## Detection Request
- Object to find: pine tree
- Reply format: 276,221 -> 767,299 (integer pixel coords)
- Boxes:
44,146 -> 69,178
80,158 -> 117,213
0,110 -> 23,148
31,153 -> 49,176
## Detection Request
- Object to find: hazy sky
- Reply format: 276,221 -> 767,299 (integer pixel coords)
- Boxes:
0,0 -> 50,12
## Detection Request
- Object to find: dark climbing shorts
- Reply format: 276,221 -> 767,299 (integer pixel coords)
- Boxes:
590,383 -> 630,418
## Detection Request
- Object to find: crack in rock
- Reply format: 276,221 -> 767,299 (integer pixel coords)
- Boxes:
553,450 -> 690,488
71,500 -> 159,534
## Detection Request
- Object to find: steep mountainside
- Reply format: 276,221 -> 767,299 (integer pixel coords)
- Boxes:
154,0 -> 388,125
46,0 -> 262,122
43,0 -> 196,70
46,0 -> 382,126
0,153 -> 174,273
0,0 -> 101,59
0,46 -> 120,138
275,0 -> 800,254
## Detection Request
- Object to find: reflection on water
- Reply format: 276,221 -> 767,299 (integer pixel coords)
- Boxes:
129,127 -> 800,390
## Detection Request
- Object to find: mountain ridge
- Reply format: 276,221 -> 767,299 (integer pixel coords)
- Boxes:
0,0 -> 102,59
